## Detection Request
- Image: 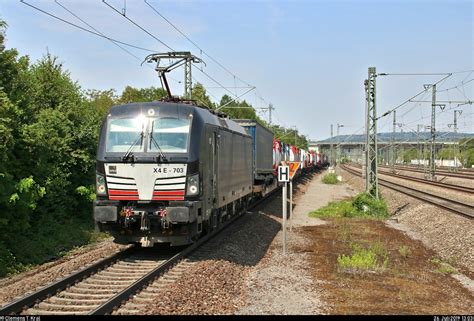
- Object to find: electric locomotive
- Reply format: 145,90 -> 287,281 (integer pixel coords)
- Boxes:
93,101 -> 253,247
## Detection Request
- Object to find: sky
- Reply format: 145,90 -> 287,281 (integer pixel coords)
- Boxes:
1,0 -> 473,141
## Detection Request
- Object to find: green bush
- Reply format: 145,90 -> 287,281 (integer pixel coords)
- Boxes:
309,192 -> 389,219
322,173 -> 339,184
351,193 -> 389,218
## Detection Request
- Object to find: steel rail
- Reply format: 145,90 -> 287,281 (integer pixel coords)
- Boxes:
341,165 -> 473,219
378,164 -> 474,179
0,167 -> 303,315
348,163 -> 474,193
91,180 -> 285,315
377,170 -> 474,194
0,246 -> 138,315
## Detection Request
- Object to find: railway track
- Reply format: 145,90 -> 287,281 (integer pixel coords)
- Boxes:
379,171 -> 474,194
341,165 -> 474,220
348,164 -> 474,195
0,180 -> 285,315
393,163 -> 474,174
378,164 -> 474,180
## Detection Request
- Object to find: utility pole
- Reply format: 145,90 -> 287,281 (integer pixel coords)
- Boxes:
417,124 -> 423,167
451,110 -> 462,169
365,67 -> 379,198
330,124 -> 334,167
430,84 -> 437,180
255,104 -> 275,125
184,59 -> 192,99
293,126 -> 297,146
391,111 -> 396,173
268,104 -> 274,125
337,123 -> 344,166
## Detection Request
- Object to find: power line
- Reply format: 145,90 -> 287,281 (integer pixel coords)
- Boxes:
378,73 -> 452,76
54,0 -> 144,63
143,0 -> 255,88
376,73 -> 452,120
102,0 -> 173,51
142,0 -> 271,107
437,78 -> 473,93
379,70 -> 473,76
20,0 -> 157,53
103,0 -> 252,103
25,0 -> 183,85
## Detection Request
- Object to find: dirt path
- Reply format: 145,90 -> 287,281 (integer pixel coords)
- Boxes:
291,172 -> 357,228
238,171 -> 359,314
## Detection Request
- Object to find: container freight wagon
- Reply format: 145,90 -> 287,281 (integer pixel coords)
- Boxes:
235,120 -> 275,186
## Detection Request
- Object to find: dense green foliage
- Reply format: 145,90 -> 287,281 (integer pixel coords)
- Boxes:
309,192 -> 389,218
0,20 -> 310,276
397,141 -> 474,167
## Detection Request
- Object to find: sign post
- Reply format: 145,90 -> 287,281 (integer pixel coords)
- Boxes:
278,165 -> 289,254
290,180 -> 293,231
287,162 -> 300,232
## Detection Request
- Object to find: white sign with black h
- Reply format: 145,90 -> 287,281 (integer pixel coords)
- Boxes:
278,166 -> 290,182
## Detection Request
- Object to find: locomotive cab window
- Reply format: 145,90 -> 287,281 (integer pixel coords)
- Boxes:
106,117 -> 146,153
149,118 -> 190,153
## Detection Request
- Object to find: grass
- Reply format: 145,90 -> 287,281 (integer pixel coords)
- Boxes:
310,199 -> 354,218
431,257 -> 458,274
337,242 -> 389,273
322,173 -> 339,184
1,226 -> 111,278
337,223 -> 352,243
309,192 -> 389,219
398,245 -> 412,258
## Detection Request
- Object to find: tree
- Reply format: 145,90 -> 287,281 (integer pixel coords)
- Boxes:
118,85 -> 167,104
459,138 -> 474,167
191,83 -> 215,109
219,95 -> 260,120
0,22 -> 104,275
85,89 -> 117,116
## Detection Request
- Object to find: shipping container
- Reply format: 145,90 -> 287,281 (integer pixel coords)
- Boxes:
235,119 -> 274,182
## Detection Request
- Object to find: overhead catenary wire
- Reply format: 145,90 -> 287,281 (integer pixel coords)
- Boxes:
143,0 -> 255,89
55,0 -> 144,64
23,0 -> 276,124
143,0 -> 273,108
378,70 -> 473,76
39,0 -> 182,84
103,0 -> 256,104
102,0 -> 173,51
20,0 -> 157,53
376,73 -> 453,120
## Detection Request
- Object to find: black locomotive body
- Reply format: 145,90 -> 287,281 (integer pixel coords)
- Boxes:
94,102 -> 253,246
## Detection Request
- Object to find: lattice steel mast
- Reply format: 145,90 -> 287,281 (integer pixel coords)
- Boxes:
365,67 -> 379,198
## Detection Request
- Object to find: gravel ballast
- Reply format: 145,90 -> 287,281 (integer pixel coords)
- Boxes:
0,239 -> 128,306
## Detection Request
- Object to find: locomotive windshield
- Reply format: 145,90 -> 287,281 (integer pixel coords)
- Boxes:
106,117 -> 146,153
105,116 -> 190,154
149,118 -> 190,153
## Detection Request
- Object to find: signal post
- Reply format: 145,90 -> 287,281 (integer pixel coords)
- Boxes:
278,161 -> 300,255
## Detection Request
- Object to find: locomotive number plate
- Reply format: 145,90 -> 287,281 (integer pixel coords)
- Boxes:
152,164 -> 187,177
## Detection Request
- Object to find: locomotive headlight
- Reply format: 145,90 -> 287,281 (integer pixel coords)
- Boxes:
186,174 -> 200,196
96,174 -> 107,196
